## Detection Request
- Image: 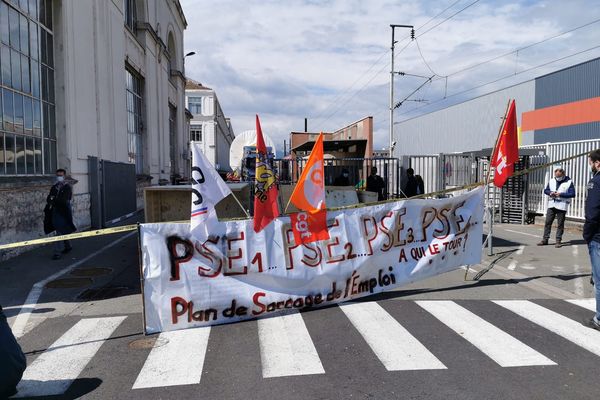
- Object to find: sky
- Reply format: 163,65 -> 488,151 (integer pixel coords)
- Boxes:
180,0 -> 600,156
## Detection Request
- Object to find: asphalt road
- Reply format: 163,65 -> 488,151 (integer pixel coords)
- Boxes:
2,221 -> 599,400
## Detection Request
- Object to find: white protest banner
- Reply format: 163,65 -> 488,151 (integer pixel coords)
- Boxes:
140,186 -> 484,334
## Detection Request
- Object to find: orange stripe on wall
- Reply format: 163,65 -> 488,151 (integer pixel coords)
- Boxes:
521,97 -> 600,132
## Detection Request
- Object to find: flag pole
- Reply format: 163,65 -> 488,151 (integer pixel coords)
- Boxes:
484,99 -> 512,256
485,99 -> 512,186
232,191 -> 251,218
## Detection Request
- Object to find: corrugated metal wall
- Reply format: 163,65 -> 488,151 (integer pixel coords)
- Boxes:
394,80 -> 535,156
533,57 -> 600,144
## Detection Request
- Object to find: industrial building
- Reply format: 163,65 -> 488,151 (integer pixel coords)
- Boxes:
393,57 -> 600,157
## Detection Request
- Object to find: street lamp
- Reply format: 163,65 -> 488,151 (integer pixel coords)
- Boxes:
185,51 -> 196,57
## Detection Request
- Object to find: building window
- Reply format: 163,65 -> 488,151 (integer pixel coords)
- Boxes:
0,0 -> 54,176
188,96 -> 201,115
124,0 -> 137,31
126,67 -> 143,174
190,126 -> 202,142
169,104 -> 178,176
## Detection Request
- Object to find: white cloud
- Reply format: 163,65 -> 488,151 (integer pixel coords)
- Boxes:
181,0 -> 600,154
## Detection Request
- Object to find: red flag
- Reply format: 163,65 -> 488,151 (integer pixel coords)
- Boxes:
253,115 -> 280,232
289,132 -> 329,243
491,100 -> 519,188
289,209 -> 329,245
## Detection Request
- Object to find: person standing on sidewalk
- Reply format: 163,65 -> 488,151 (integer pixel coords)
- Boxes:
584,150 -> 600,330
538,166 -> 575,248
44,168 -> 76,260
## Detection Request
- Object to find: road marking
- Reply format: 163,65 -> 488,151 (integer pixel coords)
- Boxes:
340,302 -> 446,371
507,246 -> 524,270
11,231 -> 136,338
520,264 -> 536,270
15,316 -> 126,397
503,229 -> 540,238
573,264 -> 584,297
572,246 -> 579,257
461,265 -> 478,273
566,298 -> 596,312
417,301 -> 555,367
494,300 -> 600,356
258,311 -> 325,378
133,327 -> 211,389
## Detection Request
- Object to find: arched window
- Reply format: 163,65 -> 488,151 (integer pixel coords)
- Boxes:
124,0 -> 137,31
167,32 -> 176,75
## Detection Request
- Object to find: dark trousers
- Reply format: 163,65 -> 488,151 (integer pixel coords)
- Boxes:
543,207 -> 566,242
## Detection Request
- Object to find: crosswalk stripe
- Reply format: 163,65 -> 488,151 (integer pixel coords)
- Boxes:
494,300 -> 600,357
417,301 -> 556,367
15,316 -> 126,397
340,302 -> 446,371
566,298 -> 596,312
257,311 -> 325,378
132,326 -> 211,389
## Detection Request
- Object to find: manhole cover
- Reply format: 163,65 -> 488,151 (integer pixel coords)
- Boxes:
77,286 -> 134,301
70,267 -> 113,277
45,277 -> 93,289
128,336 -> 169,349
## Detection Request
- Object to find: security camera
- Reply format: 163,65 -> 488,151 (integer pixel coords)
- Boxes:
391,141 -> 397,149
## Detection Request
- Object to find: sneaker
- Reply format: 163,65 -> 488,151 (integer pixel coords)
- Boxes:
585,316 -> 600,331
555,241 -> 562,248
62,245 -> 73,254
537,240 -> 548,246
51,254 -> 61,260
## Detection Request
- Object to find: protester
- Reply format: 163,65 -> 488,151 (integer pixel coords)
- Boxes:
415,175 -> 425,195
0,305 -> 26,398
44,168 -> 76,260
537,166 -> 575,248
584,150 -> 600,331
404,168 -> 418,198
333,168 -> 351,186
366,166 -> 386,201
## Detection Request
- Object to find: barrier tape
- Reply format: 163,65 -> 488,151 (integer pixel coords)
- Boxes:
0,149 -> 593,250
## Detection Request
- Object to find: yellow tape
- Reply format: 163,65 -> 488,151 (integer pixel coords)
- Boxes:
0,150 -> 592,250
0,224 -> 139,251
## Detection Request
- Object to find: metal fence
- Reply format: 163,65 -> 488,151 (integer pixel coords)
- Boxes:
89,157 -> 137,228
274,157 -> 403,199
522,139 -> 600,220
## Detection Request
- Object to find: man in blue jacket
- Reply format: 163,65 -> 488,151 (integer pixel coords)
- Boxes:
538,166 -> 576,248
584,150 -> 600,331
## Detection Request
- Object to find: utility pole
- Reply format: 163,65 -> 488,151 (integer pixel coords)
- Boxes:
389,24 -> 413,156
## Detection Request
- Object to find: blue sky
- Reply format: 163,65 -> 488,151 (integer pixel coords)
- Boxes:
180,0 -> 600,155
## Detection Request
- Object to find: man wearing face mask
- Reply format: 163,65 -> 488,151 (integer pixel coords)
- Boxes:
584,149 -> 600,331
44,168 -> 77,260
538,166 -> 575,248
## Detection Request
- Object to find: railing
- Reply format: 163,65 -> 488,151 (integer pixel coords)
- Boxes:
522,139 -> 600,220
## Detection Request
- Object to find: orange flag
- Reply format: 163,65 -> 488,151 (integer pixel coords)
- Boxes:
253,115 -> 280,232
289,133 -> 329,243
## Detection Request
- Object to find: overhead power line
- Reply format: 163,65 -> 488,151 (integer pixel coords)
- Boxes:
312,0 -> 481,129
395,44 -> 600,120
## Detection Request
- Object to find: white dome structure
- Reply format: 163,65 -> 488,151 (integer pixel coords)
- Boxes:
229,129 -> 277,170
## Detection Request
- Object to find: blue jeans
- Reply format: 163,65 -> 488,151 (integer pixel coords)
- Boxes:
588,240 -> 600,320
